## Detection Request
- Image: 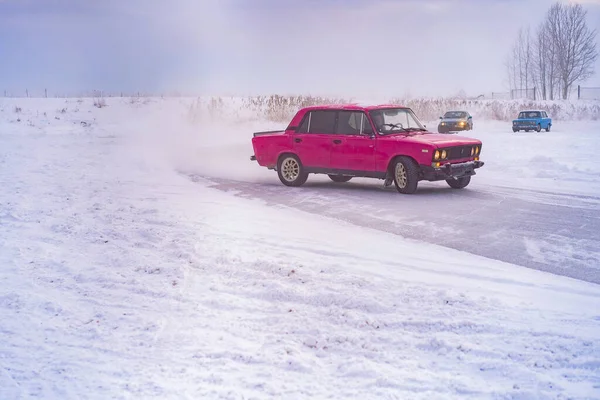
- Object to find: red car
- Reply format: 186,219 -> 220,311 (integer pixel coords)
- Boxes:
250,104 -> 484,194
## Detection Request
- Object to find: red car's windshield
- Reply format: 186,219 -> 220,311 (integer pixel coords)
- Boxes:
369,108 -> 426,134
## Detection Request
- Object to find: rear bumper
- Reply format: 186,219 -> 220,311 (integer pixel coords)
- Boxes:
421,160 -> 484,181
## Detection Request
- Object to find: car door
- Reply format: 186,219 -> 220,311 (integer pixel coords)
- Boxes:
292,110 -> 336,169
542,111 -> 550,129
330,110 -> 376,172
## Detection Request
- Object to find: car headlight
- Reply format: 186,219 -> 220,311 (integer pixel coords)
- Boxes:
475,146 -> 480,155
434,150 -> 440,160
441,122 -> 446,126
441,150 -> 447,159
459,121 -> 465,126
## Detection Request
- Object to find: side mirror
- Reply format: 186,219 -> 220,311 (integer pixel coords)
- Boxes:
468,116 -> 472,119
424,124 -> 427,128
439,116 -> 442,119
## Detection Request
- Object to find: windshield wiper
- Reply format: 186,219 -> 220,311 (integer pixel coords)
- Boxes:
403,127 -> 427,132
381,124 -> 426,132
382,123 -> 404,130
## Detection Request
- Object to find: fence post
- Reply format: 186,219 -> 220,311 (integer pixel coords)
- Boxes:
26,89 -> 29,98
45,88 -> 48,98
577,85 -> 580,100
533,87 -> 536,101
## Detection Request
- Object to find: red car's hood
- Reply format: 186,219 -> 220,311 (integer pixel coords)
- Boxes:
384,133 -> 481,146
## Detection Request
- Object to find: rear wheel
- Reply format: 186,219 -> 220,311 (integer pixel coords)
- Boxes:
446,176 -> 471,189
328,175 -> 352,183
392,157 -> 419,194
277,154 -> 308,187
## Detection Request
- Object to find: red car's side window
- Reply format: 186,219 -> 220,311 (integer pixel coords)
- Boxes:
336,111 -> 373,135
297,111 -> 336,134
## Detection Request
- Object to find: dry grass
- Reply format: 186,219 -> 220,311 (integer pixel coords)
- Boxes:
168,94 -> 600,123
93,97 -> 107,108
242,95 -> 349,122
387,97 -> 599,121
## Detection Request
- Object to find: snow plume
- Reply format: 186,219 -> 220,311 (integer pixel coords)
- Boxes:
124,98 -> 277,182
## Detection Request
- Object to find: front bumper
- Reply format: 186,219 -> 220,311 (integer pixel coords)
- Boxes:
438,124 -> 468,132
421,160 -> 484,181
513,122 -> 537,130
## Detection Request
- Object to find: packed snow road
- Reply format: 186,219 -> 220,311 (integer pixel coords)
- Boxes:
177,118 -> 600,286
195,174 -> 600,285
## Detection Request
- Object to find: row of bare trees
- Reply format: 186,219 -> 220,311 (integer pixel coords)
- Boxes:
505,2 -> 598,100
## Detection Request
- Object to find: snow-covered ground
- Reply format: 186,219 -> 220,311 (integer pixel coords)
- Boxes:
1,97 -> 599,399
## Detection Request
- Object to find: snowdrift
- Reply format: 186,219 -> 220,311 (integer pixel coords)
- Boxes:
0,96 -> 599,399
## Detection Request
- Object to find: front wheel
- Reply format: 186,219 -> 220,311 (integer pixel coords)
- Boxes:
446,176 -> 471,189
546,124 -> 551,132
392,157 -> 419,194
277,154 -> 308,187
328,175 -> 352,183
536,124 -> 541,132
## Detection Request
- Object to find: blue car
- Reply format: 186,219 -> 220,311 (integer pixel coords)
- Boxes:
512,110 -> 552,132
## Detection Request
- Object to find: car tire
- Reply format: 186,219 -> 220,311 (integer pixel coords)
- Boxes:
513,128 -> 518,132
328,175 -> 352,183
391,157 -> 419,194
277,154 -> 308,187
446,176 -> 471,189
546,124 -> 551,132
536,124 -> 541,132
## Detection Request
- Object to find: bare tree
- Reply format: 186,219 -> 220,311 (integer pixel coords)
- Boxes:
505,2 -> 597,100
506,27 -> 535,98
519,27 -> 533,91
545,2 -> 598,99
504,50 -> 518,92
532,21 -> 558,100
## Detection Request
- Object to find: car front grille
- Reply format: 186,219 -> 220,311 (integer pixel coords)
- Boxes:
447,145 -> 473,160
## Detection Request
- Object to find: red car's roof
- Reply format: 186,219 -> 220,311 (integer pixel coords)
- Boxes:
299,103 -> 408,112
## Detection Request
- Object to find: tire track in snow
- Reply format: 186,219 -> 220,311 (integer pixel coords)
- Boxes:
187,173 -> 600,285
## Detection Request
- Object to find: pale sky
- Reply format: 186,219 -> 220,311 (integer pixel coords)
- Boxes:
0,0 -> 599,98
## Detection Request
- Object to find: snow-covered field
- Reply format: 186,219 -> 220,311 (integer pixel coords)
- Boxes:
1,97 -> 599,399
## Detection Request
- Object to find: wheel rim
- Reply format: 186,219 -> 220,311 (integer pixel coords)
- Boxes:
281,157 -> 300,182
395,163 -> 407,188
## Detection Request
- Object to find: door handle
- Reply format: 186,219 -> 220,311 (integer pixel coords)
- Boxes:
333,139 -> 342,144
294,138 -> 302,143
